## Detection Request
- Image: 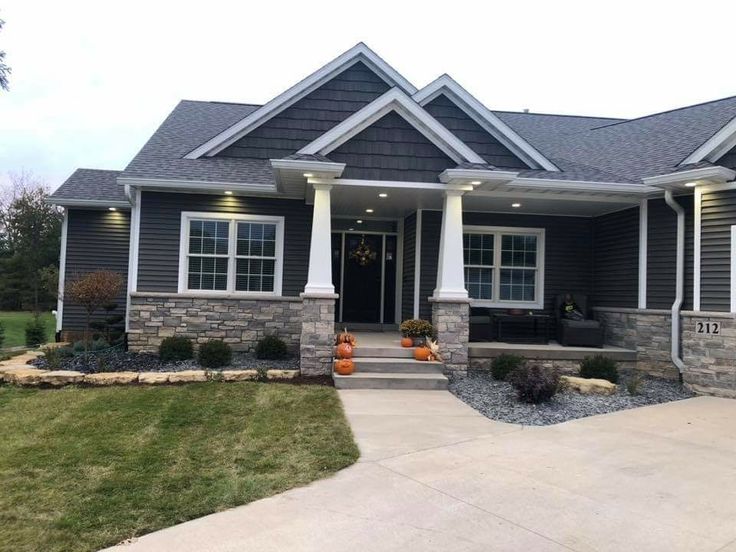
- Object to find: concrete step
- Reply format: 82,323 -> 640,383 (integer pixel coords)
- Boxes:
333,371 -> 448,390
335,346 -> 415,358
351,357 -> 444,373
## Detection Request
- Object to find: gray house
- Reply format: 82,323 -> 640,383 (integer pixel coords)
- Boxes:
49,43 -> 736,396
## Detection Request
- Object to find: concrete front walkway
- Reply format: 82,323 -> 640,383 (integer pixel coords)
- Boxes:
107,392 -> 736,552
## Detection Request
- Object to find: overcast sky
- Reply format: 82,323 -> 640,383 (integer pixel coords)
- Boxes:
1,0 -> 735,191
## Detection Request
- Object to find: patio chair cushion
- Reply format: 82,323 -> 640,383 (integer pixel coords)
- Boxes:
561,319 -> 601,329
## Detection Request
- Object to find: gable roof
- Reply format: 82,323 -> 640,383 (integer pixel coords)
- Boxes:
297,87 -> 486,164
50,169 -> 127,205
413,75 -> 559,171
185,43 -> 416,159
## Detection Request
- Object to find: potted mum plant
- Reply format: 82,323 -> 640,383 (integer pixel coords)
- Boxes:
400,319 -> 433,346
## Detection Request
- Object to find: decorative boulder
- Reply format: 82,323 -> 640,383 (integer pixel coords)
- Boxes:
138,372 -> 173,385
84,372 -> 139,386
168,370 -> 208,383
40,370 -> 85,386
561,375 -> 617,395
221,370 -> 257,382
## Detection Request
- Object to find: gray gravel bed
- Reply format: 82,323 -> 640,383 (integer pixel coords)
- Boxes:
449,372 -> 694,426
31,350 -> 299,374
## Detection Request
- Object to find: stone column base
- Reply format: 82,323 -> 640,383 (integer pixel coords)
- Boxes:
430,297 -> 470,376
300,294 -> 337,376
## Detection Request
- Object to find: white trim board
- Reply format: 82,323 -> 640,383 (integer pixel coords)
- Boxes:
298,88 -> 486,165
56,210 -> 69,333
413,210 -> 422,319
638,199 -> 648,309
177,211 -> 285,297
680,116 -> 736,165
731,225 -> 736,313
125,188 -> 142,332
413,74 -> 559,172
694,187 -> 702,311
185,43 -> 417,159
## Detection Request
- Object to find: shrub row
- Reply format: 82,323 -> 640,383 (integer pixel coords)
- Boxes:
158,335 -> 289,368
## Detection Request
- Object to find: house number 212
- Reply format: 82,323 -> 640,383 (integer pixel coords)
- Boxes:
695,321 -> 721,335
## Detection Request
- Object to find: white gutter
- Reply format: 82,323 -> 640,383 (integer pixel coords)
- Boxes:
664,190 -> 686,374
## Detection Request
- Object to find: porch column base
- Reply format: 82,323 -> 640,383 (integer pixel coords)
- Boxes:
430,297 -> 470,376
300,293 -> 338,376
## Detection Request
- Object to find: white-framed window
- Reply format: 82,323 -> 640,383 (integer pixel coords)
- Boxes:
463,225 -> 545,309
178,212 -> 284,295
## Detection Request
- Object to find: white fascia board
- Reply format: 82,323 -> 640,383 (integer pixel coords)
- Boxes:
642,166 -> 736,188
680,116 -> 736,165
309,177 -> 473,192
45,198 -> 131,209
439,168 -> 519,184
298,88 -> 486,165
269,159 -> 346,176
117,176 -> 277,194
509,177 -> 656,195
414,74 -> 560,172
184,43 -> 417,159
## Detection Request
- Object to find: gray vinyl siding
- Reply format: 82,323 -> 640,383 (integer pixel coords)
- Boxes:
327,111 -> 456,182
700,189 -> 736,311
401,212 -> 417,321
137,192 -> 312,296
217,62 -> 389,159
423,94 -> 529,169
62,209 -> 130,331
646,196 -> 694,310
418,211 -> 593,319
592,207 -> 639,308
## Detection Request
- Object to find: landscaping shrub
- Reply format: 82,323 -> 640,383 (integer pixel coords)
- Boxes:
159,336 -> 194,362
198,340 -> 232,368
491,354 -> 524,381
42,347 -> 65,370
626,374 -> 644,395
0,321 -> 4,349
89,338 -> 110,352
24,315 -> 47,347
72,340 -> 87,354
255,335 -> 288,360
399,319 -> 433,338
579,355 -> 619,383
509,364 -> 560,404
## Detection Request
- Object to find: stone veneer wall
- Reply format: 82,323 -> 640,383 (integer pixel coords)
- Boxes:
128,293 -> 303,353
431,299 -> 469,375
469,357 -> 637,375
593,307 -> 679,380
682,311 -> 736,398
299,295 -> 336,376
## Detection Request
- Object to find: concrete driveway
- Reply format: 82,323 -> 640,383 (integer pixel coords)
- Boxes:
107,392 -> 736,552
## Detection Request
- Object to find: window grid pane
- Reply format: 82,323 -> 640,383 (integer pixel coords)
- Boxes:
501,234 -> 537,268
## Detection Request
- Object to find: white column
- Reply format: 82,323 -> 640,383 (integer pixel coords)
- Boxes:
304,183 -> 334,295
730,225 -> 736,313
638,198 -> 648,309
434,190 -> 468,300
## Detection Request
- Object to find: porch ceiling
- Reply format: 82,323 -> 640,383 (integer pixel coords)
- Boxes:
328,184 -> 640,219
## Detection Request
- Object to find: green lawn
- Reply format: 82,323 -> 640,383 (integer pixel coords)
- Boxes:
0,311 -> 56,349
0,382 -> 359,552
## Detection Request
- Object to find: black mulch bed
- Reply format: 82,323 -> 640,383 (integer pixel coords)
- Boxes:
449,372 -> 694,426
30,349 -> 300,375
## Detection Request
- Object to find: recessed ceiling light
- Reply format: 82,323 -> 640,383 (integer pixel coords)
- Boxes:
365,208 -> 374,213
470,180 -> 482,185
303,173 -> 314,178
685,182 -> 697,187
349,227 -> 354,231
108,207 -> 117,211
224,190 -> 233,195
378,193 -> 388,198
356,220 -> 363,224
512,202 -> 522,208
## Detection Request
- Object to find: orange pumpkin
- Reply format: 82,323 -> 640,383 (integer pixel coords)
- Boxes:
414,346 -> 431,361
334,358 -> 354,375
336,342 -> 353,359
336,329 -> 357,347
400,337 -> 414,348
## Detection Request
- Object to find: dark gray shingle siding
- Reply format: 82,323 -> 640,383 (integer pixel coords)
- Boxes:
646,196 -> 694,310
136,192 -> 312,296
592,207 -> 639,308
328,111 -> 456,182
700,189 -> 736,311
62,209 -> 130,331
425,94 -> 529,169
218,62 -> 390,160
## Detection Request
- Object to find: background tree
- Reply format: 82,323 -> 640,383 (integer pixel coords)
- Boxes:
0,172 -> 63,311
64,270 -> 123,348
0,17 -> 10,91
